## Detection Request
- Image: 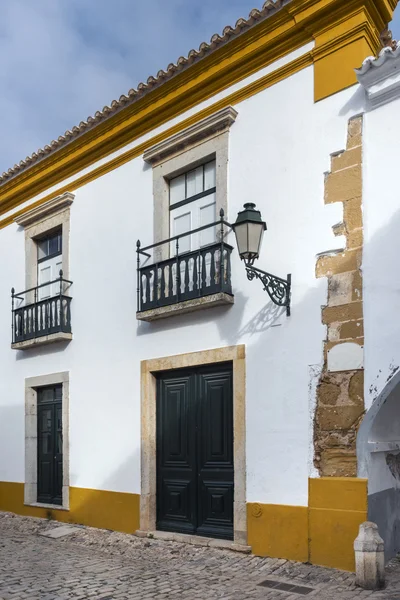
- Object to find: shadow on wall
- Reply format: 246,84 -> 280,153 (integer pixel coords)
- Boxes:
15,340 -> 71,362
357,206 -> 400,562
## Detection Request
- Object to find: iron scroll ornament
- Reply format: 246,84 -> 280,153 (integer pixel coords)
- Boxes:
246,266 -> 291,316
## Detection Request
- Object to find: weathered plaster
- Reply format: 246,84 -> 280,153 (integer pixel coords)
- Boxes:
314,116 -> 365,477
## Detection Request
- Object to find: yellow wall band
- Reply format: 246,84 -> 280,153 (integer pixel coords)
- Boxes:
247,503 -> 309,563
247,478 -> 367,572
0,482 -> 140,534
0,0 -> 394,217
0,478 -> 367,571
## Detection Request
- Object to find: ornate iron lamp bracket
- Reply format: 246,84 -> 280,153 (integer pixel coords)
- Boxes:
245,265 -> 291,316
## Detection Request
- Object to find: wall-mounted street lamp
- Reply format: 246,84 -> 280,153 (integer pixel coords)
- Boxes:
231,203 -> 291,316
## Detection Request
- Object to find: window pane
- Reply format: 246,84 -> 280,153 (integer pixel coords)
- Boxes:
204,161 -> 216,190
173,212 -> 191,253
186,166 -> 203,198
49,233 -> 61,255
170,174 -> 186,205
38,388 -> 55,404
37,239 -> 48,260
200,201 -> 216,247
41,409 -> 52,431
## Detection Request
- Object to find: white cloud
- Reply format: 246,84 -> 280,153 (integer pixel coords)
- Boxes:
0,0 -> 258,174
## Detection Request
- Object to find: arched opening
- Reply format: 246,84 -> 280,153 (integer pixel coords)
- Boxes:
358,370 -> 400,561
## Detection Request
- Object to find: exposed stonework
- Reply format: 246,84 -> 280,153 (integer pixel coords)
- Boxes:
314,116 -> 364,478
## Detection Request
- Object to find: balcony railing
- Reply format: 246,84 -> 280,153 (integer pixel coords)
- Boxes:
11,270 -> 72,344
137,211 -> 233,313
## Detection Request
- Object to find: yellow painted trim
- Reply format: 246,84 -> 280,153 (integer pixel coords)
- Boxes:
0,477 -> 371,571
0,52 -> 313,230
247,503 -> 309,562
312,7 -> 380,101
248,478 -> 367,571
0,482 -> 140,534
0,0 -> 395,217
308,477 -> 367,572
309,476 -> 367,511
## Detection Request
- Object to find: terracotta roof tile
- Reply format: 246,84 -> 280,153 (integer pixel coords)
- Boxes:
0,0 -> 289,186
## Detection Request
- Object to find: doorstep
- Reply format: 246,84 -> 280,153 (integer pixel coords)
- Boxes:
135,529 -> 251,553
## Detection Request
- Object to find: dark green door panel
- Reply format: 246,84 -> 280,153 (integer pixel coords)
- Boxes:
156,364 -> 233,540
37,385 -> 62,506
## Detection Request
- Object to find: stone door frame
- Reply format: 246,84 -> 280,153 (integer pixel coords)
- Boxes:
140,345 -> 247,545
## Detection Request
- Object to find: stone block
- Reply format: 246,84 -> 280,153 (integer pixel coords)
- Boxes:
328,272 -> 354,307
349,371 -> 364,405
354,522 -> 385,590
339,320 -> 364,340
352,270 -> 363,301
331,146 -> 361,172
319,448 -> 358,477
322,302 -> 363,325
317,381 -> 341,406
325,165 -> 362,204
347,228 -> 363,250
343,198 -> 363,231
316,249 -> 361,278
39,525 -> 80,539
316,404 -> 364,431
347,117 -> 362,149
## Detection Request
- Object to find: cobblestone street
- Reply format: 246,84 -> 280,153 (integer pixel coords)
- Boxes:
1,513 -> 400,599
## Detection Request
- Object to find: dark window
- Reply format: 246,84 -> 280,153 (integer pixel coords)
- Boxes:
37,230 -> 62,263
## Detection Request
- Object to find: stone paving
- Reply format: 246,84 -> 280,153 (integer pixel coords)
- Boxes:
1,513 -> 400,599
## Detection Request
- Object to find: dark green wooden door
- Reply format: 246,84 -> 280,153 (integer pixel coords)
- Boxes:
37,385 -> 63,505
156,363 -> 234,540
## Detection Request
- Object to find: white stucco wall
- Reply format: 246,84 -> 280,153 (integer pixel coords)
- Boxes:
0,44 -> 363,508
363,94 -> 400,410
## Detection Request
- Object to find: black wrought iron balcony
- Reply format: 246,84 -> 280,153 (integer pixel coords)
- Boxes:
11,270 -> 72,347
137,212 -> 234,319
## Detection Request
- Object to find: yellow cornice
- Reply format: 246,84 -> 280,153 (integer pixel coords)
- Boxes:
0,0 -> 397,218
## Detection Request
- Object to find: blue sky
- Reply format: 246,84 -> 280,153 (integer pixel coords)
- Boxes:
1,0 -> 400,175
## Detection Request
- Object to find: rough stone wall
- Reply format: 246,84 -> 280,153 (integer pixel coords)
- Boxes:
314,116 -> 365,477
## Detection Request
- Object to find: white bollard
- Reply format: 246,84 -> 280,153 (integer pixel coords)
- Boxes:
354,521 -> 385,590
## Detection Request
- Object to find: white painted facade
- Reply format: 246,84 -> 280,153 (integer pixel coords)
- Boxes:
0,41 -> 366,514
355,44 -> 400,560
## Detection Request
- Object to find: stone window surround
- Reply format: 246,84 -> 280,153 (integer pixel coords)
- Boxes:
144,107 -> 237,262
24,371 -> 70,511
139,344 -> 247,546
14,192 -> 74,293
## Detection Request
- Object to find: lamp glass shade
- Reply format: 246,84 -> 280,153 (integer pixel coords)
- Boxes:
232,203 -> 267,263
